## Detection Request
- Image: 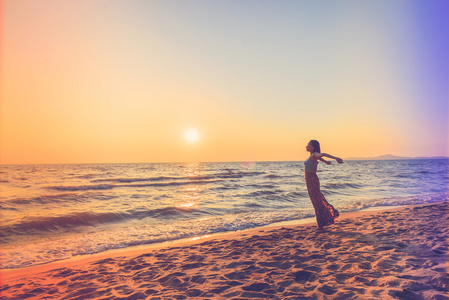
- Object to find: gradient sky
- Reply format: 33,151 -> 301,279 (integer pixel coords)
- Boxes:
1,0 -> 448,164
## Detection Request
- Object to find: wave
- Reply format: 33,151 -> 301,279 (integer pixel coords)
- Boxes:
73,174 -> 98,179
237,190 -> 308,203
48,184 -> 115,191
395,170 -> 437,178
264,174 -> 300,180
47,171 -> 267,191
244,189 -> 284,198
92,176 -> 184,183
90,171 -> 265,184
265,174 -> 281,178
414,170 -> 432,174
0,206 -> 200,238
47,179 -> 224,191
282,191 -> 309,201
122,179 -> 223,188
339,193 -> 449,213
1,193 -> 118,209
2,193 -> 447,269
324,183 -> 363,190
244,184 -> 277,189
243,202 -> 266,208
1,193 -> 78,206
1,209 -> 313,269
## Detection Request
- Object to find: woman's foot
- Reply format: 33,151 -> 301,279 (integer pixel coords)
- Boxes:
316,227 -> 326,232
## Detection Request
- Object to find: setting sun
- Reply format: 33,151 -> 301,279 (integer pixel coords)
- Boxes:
185,129 -> 199,143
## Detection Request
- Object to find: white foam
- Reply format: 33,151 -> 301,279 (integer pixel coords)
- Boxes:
2,193 -> 448,269
339,193 -> 449,212
0,209 -> 311,269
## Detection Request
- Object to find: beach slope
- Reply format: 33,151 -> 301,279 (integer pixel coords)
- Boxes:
1,202 -> 448,299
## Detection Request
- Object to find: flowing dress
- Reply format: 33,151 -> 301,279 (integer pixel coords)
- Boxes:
304,157 -> 339,228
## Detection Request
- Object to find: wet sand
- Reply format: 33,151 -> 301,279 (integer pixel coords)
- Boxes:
1,202 -> 448,299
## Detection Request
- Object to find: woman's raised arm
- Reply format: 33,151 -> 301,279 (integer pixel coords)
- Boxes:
313,152 -> 344,164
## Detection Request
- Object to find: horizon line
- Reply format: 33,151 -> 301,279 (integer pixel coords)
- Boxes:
1,155 -> 448,166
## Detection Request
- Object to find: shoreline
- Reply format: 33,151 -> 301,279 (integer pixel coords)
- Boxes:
1,204 -> 407,277
1,202 -> 447,299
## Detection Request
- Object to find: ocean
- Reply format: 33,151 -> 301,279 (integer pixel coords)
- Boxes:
1,159 -> 448,269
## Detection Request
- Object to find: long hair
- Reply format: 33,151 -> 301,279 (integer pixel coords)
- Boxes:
310,140 -> 321,153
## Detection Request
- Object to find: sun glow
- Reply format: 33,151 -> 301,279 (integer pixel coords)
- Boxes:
185,129 -> 199,143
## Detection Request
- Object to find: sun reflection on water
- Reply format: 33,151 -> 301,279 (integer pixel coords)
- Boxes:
177,163 -> 203,210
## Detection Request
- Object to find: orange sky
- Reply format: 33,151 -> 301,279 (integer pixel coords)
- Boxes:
1,1 -> 448,164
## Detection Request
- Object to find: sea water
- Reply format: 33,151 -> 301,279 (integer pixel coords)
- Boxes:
1,159 -> 448,269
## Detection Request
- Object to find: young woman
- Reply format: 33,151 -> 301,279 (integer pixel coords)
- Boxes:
304,140 -> 343,229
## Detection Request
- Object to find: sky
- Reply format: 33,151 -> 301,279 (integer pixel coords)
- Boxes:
1,0 -> 448,164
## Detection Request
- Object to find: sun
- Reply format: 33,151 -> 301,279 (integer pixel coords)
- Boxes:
185,129 -> 199,143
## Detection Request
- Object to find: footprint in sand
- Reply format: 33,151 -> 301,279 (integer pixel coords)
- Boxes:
292,270 -> 318,283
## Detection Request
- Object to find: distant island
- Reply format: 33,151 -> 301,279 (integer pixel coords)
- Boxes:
344,154 -> 449,161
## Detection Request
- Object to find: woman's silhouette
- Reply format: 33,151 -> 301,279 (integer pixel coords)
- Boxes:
304,140 -> 343,229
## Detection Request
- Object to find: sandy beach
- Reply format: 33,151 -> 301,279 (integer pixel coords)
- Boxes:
1,202 -> 447,300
